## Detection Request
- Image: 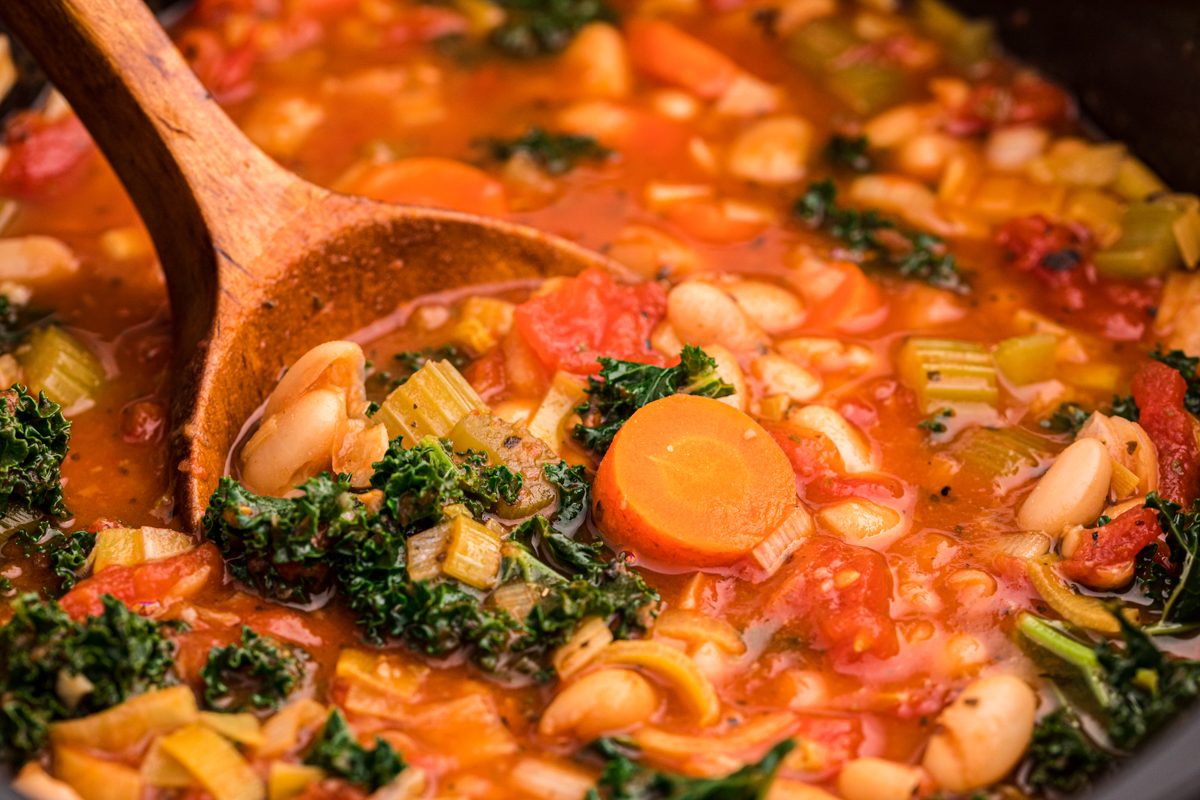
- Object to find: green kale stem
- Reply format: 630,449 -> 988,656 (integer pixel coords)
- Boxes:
1016,612 -> 1110,706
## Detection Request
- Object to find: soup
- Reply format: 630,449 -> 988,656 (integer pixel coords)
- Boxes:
2,1 -> 1200,799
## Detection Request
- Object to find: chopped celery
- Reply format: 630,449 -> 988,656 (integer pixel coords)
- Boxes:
449,296 -> 515,354
375,359 -> 487,447
1094,200 -> 1185,278
1164,194 -> 1200,268
898,338 -> 998,412
1111,156 -> 1167,201
993,334 -> 1056,386
92,527 -> 195,572
957,426 -> 1048,477
448,412 -> 557,519
406,523 -> 451,581
16,326 -> 104,409
787,18 -> 859,73
826,63 -> 910,117
915,0 -> 994,66
442,515 -> 503,590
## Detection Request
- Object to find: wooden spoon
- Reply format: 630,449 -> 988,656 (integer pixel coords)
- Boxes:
0,0 -> 618,530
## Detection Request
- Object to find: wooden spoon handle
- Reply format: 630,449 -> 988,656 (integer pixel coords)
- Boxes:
0,0 -> 324,352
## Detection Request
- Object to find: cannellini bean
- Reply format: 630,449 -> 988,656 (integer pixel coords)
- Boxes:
726,116 -> 812,185
561,23 -> 629,99
264,341 -> 365,420
652,90 -> 700,120
777,337 -> 875,374
837,758 -> 927,800
727,281 -> 806,334
767,779 -> 839,800
714,73 -> 782,117
848,174 -> 958,236
816,498 -> 899,542
557,100 -> 634,146
705,345 -> 748,412
332,419 -> 389,488
242,389 -> 345,496
538,669 -> 658,739
751,354 -> 821,403
777,669 -> 829,710
946,568 -> 997,603
1017,438 -> 1112,536
12,763 -> 82,800
896,132 -> 962,182
667,281 -> 769,353
986,126 -> 1050,171
607,224 -> 701,279
0,236 -> 79,281
649,321 -> 685,359
1077,412 -> 1158,496
787,405 -> 876,472
922,675 -> 1036,792
863,103 -> 935,149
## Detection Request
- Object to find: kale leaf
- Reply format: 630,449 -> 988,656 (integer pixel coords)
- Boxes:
543,460 -> 590,537
201,626 -> 304,712
588,737 -> 794,799
487,127 -> 611,175
489,0 -> 618,57
0,593 -> 179,761
0,386 -> 72,518
304,709 -> 406,792
824,134 -> 874,173
1140,492 -> 1200,625
1024,707 -> 1109,795
574,345 -> 734,454
794,179 -> 968,293
1040,401 -> 1091,435
39,530 -> 96,593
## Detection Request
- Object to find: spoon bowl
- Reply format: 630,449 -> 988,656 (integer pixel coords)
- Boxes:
0,0 -> 617,529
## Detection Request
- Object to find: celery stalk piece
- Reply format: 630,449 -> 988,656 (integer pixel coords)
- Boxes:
442,515 -> 503,590
914,0 -> 994,66
898,338 -> 998,412
376,359 -> 487,447
957,426 -> 1048,478
1165,194 -> 1200,269
1094,201 -> 1185,278
993,334 -> 1057,386
406,522 -> 451,582
448,412 -> 558,519
1111,156 -> 1167,201
16,325 -> 105,410
787,18 -> 860,74
826,63 -> 910,117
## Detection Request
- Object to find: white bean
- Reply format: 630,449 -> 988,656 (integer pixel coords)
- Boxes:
539,669 -> 658,739
668,281 -> 768,353
561,23 -> 629,99
0,236 -> 79,281
922,675 -> 1036,793
264,341 -> 365,420
751,354 -> 822,402
607,224 -> 701,279
242,389 -> 345,496
896,132 -> 961,182
787,405 -> 876,472
985,125 -> 1050,171
727,281 -> 806,334
726,116 -> 812,185
837,758 -> 927,800
1017,437 -> 1112,536
704,344 -> 748,412
332,419 -> 390,488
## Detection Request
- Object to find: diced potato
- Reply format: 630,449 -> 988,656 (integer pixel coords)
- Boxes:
53,747 -> 143,800
376,359 -> 487,446
409,694 -> 519,765
159,723 -> 264,800
267,764 -> 325,800
726,116 -> 812,185
256,699 -> 327,759
993,334 -> 1056,386
335,648 -> 427,700
92,527 -> 195,572
51,686 -> 198,752
198,712 -> 264,747
1058,362 -> 1122,393
141,738 -> 195,789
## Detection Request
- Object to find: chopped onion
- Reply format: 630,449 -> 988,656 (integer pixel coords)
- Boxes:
13,762 -> 84,800
257,699 -> 327,759
198,711 -> 264,747
597,640 -> 719,725
750,504 -> 814,575
993,532 -> 1050,560
552,616 -> 613,679
491,581 -> 539,623
509,758 -> 594,800
631,711 -> 797,759
1024,556 -> 1131,635
267,763 -> 324,800
654,609 -> 746,655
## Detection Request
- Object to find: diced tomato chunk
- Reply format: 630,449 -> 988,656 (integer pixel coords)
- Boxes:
512,268 -> 668,374
1133,360 -> 1200,507
1061,507 -> 1164,588
59,542 -> 225,620
769,534 -> 898,663
463,347 -> 506,403
0,113 -> 95,198
945,77 -> 1071,136
994,215 -> 1096,309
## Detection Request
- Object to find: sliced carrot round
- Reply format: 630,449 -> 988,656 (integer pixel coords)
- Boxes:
593,394 -> 795,568
348,157 -> 507,216
801,261 -> 885,333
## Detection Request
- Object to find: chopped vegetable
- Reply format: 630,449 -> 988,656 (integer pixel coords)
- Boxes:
1095,198 -> 1191,278
1041,401 -> 1091,434
441,514 -> 504,589
158,722 -> 264,800
573,344 -> 734,454
375,359 -> 488,447
0,593 -> 179,762
447,412 -> 554,518
898,338 -> 998,412
824,134 -> 874,173
787,19 -> 910,116
489,0 -> 617,58
1140,492 -> 1200,627
390,345 -> 466,387
0,385 -> 71,518
27,528 -> 95,593
588,737 -> 794,799
91,527 -> 194,573
201,626 -> 305,712
302,709 -> 405,792
1024,707 -> 1109,795
915,0 -> 995,66
543,460 -> 589,537
486,127 -> 610,175
994,333 -> 1057,385
1131,360 -> 1200,507
16,326 -> 104,411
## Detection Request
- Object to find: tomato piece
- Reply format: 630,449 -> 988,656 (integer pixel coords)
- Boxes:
1132,360 -> 1200,507
769,535 -> 898,662
348,157 -> 507,216
59,543 -> 225,620
625,19 -> 739,99
994,215 -> 1096,309
662,199 -> 770,244
945,77 -> 1071,136
1061,507 -> 1163,588
382,7 -> 470,46
764,420 -> 840,482
512,268 -> 668,374
463,347 -> 506,403
0,113 -> 95,198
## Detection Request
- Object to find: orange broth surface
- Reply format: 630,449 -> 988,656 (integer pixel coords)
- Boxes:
1,0 -> 1198,798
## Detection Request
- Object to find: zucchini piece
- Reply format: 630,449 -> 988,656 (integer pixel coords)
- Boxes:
787,18 -> 859,73
826,63 -> 910,117
1094,199 -> 1188,278
375,359 -> 487,446
448,412 -> 557,518
993,334 -> 1056,386
898,338 -> 998,412
914,0 -> 994,66
17,325 -> 104,409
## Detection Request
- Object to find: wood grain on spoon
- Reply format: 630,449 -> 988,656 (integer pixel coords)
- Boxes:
0,0 -> 617,530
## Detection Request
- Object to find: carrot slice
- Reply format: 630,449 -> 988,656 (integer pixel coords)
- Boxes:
592,394 -> 796,567
798,261 -> 885,333
662,198 -> 770,244
625,19 -> 739,99
347,157 -> 507,216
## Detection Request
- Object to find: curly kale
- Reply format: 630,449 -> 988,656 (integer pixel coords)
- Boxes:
201,626 -> 304,712
489,0 -> 618,57
574,345 -> 735,454
0,593 -> 179,761
39,529 -> 96,593
588,737 -> 794,799
794,179 -> 968,293
304,709 -> 405,792
1018,611 -> 1200,752
1040,401 -> 1091,435
824,134 -> 874,173
0,386 -> 72,518
543,460 -> 589,537
1024,707 -> 1109,795
487,127 -> 611,175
